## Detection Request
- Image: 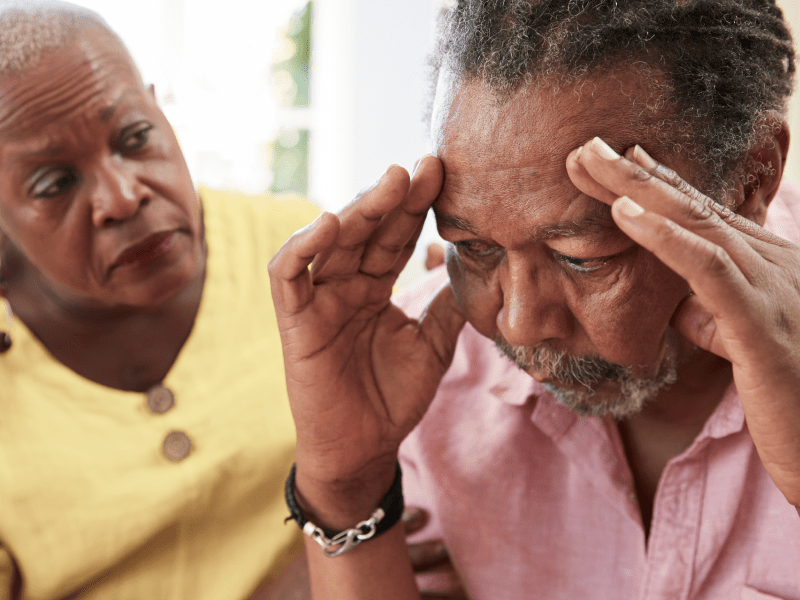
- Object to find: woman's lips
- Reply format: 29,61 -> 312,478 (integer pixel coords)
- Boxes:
112,231 -> 176,270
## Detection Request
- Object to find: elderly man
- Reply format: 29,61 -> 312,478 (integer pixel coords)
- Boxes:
0,1 -> 321,598
270,0 -> 800,598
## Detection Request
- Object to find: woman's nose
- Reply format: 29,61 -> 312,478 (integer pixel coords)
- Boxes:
90,158 -> 151,227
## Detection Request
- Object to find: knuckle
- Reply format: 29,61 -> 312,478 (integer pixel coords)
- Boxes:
655,164 -> 681,186
685,195 -> 718,222
697,243 -> 733,277
631,165 -> 653,183
376,239 -> 406,255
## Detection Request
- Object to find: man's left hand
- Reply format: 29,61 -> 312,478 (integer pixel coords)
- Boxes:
568,137 -> 800,512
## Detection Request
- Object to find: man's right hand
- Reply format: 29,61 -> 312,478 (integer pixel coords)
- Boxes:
268,156 -> 466,527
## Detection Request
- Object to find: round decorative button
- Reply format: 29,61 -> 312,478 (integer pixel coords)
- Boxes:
147,384 -> 174,414
162,430 -> 192,462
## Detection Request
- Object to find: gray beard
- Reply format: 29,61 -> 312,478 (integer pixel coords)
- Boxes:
494,337 -> 679,419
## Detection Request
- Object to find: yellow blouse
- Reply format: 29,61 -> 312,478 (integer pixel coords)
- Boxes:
0,188 -> 318,600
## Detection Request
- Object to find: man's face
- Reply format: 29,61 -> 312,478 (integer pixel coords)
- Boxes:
0,28 -> 203,311
432,76 -> 694,417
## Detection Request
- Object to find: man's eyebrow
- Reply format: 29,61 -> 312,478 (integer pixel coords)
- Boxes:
432,207 -> 479,235
535,208 -> 617,238
433,203 -> 617,239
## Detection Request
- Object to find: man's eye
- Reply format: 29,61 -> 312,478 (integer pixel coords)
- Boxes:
120,123 -> 153,151
555,252 -> 609,273
31,169 -> 77,198
454,240 -> 500,259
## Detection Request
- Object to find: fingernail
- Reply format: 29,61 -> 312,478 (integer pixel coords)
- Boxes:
633,145 -> 658,170
304,211 -> 327,231
575,146 -> 583,160
615,196 -> 645,218
412,154 -> 434,177
592,137 -> 619,160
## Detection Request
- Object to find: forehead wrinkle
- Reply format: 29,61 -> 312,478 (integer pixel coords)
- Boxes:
0,42 -> 132,135
435,195 -> 617,242
0,72 -> 102,133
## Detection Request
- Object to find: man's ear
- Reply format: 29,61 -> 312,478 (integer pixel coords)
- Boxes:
736,120 -> 790,226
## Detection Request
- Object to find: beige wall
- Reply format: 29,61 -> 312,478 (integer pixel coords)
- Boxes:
779,0 -> 800,183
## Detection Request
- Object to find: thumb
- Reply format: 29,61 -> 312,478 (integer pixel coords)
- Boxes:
418,282 -> 467,373
671,295 -> 731,361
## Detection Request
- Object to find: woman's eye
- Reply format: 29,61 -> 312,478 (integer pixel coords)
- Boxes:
31,169 -> 77,198
120,123 -> 153,151
454,240 -> 500,259
556,252 -> 609,273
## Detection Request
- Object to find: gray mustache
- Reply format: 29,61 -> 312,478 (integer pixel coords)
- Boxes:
494,337 -> 627,390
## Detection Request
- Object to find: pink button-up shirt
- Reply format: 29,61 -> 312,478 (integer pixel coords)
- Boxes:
397,184 -> 800,600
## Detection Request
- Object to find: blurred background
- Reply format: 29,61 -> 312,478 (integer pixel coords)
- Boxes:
70,0 -> 800,281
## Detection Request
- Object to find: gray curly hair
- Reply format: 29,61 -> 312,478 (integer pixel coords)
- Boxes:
428,0 -> 795,197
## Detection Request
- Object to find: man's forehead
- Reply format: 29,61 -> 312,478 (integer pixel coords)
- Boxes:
429,65 -> 668,158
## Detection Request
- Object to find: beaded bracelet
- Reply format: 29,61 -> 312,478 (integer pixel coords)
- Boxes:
284,462 -> 404,557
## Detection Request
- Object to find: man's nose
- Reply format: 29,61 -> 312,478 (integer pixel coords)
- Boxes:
90,158 -> 151,227
496,253 -> 573,347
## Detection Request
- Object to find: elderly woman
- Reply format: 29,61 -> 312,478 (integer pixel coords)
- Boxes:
0,2 -> 319,598
270,0 -> 800,599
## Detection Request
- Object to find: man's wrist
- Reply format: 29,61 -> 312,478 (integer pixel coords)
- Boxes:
287,461 -> 404,557
292,458 -> 400,531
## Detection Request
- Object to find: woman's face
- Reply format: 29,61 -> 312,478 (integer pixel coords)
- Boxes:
0,28 -> 203,311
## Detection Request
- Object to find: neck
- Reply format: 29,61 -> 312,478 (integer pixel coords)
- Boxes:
636,347 -> 733,428
618,348 -> 733,539
6,257 -> 206,392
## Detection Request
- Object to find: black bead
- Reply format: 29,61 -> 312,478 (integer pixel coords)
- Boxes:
0,332 -> 11,353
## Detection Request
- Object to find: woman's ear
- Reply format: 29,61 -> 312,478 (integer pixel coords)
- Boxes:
737,120 -> 790,226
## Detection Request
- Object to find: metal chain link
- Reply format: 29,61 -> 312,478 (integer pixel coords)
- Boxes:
302,508 -> 386,557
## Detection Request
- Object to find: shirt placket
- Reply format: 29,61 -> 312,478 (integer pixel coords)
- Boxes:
636,451 -> 707,600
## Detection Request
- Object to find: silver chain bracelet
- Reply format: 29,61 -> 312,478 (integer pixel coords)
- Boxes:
302,508 -> 386,557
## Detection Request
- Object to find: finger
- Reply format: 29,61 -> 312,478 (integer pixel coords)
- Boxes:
416,566 -> 468,600
566,145 -> 617,204
611,196 -> 756,356
627,144 -> 789,249
576,138 -> 762,270
268,212 -> 340,315
388,218 -> 427,280
402,506 -> 429,535
580,137 -> 746,235
312,165 -> 411,281
408,540 -> 450,570
417,282 -> 468,373
360,155 -> 444,276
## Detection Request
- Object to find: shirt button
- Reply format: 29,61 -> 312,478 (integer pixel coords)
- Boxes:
162,430 -> 192,461
147,384 -> 175,414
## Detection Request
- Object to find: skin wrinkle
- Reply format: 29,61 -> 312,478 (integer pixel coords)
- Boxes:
432,75 -> 699,416
0,34 -> 202,314
0,47 -> 130,136
428,1 -> 794,198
